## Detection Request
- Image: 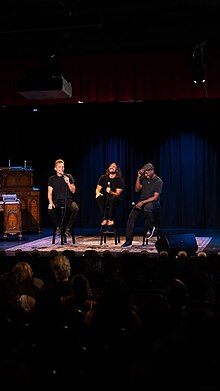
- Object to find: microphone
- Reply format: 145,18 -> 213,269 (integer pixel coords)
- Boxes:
107,181 -> 111,195
139,171 -> 146,180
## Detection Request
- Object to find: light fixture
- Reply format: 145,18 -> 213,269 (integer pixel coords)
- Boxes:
192,41 -> 206,84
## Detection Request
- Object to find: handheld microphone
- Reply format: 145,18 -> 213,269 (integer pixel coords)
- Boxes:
140,171 -> 145,180
107,181 -> 111,195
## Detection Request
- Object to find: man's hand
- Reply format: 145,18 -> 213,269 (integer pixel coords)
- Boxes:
63,175 -> 69,183
135,201 -> 143,209
95,191 -> 103,198
106,186 -> 111,194
138,169 -> 144,178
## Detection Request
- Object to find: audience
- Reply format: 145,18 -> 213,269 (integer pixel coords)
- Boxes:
0,248 -> 219,389
12,261 -> 44,312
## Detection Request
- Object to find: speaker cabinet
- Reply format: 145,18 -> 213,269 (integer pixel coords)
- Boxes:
155,233 -> 198,256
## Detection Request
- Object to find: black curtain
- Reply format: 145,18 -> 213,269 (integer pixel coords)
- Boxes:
1,99 -> 219,230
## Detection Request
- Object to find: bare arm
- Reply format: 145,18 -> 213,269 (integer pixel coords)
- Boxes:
107,187 -> 123,197
135,191 -> 160,209
64,175 -> 76,194
135,169 -> 144,192
48,185 -> 55,208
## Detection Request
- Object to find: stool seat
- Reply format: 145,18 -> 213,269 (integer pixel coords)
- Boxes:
100,224 -> 120,245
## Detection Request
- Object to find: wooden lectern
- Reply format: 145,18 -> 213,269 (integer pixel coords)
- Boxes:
0,166 -> 41,233
0,194 -> 22,239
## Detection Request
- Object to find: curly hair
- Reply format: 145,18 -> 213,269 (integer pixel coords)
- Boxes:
105,162 -> 122,177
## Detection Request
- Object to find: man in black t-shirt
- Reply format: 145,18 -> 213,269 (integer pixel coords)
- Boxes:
48,159 -> 79,236
95,162 -> 124,226
122,163 -> 163,247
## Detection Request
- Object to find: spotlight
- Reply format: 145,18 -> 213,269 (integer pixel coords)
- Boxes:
192,41 -> 206,84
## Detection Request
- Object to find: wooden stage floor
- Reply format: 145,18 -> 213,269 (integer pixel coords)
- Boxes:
0,227 -> 218,257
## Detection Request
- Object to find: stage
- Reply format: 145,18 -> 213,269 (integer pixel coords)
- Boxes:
0,227 -> 216,257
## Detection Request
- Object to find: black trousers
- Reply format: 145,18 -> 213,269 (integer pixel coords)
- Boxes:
96,195 -> 121,221
125,201 -> 159,241
48,199 -> 79,229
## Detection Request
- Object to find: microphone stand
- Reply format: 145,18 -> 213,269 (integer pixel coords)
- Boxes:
61,174 -> 68,232
103,181 -> 110,222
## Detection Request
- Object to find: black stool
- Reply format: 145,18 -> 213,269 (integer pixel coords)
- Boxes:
143,207 -> 161,245
99,223 -> 120,245
52,206 -> 75,245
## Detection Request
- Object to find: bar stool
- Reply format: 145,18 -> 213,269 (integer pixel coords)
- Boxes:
99,223 -> 120,245
143,207 -> 161,245
52,206 -> 75,245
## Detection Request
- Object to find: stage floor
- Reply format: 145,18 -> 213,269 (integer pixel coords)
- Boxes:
0,227 -> 218,257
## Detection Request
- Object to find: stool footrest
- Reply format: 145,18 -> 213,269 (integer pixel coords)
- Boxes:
101,229 -> 115,234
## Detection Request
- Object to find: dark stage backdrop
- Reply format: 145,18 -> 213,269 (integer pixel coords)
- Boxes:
1,99 -> 220,230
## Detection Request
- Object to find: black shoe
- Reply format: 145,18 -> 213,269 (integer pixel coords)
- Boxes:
65,227 -> 72,236
146,227 -> 155,239
56,227 -> 61,235
121,240 -> 132,248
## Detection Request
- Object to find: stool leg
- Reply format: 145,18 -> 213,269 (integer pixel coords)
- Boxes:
114,227 -> 120,245
154,208 -> 161,239
60,206 -> 65,245
115,226 -> 120,244
142,235 -> 148,245
72,231 -> 75,244
114,228 -> 117,245
99,227 -> 107,245
52,228 -> 56,244
100,227 -> 103,245
61,229 -> 64,245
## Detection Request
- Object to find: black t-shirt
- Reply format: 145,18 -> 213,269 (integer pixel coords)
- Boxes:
139,175 -> 163,201
97,175 -> 124,197
48,174 -> 75,201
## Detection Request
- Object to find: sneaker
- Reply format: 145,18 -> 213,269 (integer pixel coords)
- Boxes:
121,240 -> 132,248
146,227 -> 155,239
65,227 -> 72,236
55,227 -> 61,235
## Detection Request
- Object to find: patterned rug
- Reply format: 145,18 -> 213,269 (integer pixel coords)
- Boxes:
5,235 -> 212,256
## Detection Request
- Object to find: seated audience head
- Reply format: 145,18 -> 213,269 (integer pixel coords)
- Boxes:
50,254 -> 71,281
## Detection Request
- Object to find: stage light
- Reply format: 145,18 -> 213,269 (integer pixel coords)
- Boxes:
192,41 -> 206,84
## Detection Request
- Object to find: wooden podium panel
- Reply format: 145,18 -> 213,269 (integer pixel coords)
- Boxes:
18,189 -> 41,232
0,201 -> 22,239
0,167 -> 33,189
0,167 -> 41,232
